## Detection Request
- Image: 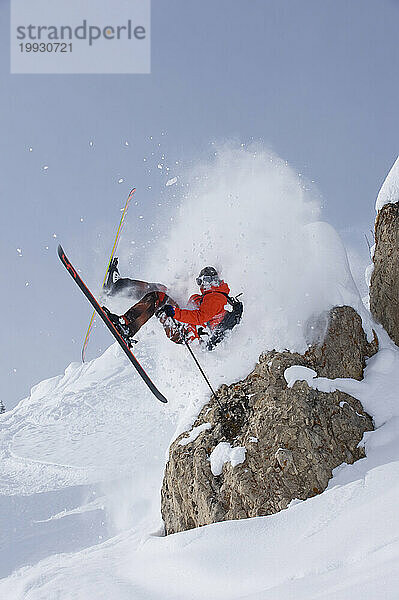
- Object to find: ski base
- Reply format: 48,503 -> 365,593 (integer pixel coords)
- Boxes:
58,245 -> 167,403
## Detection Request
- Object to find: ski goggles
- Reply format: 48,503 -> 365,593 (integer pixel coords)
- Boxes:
196,274 -> 218,287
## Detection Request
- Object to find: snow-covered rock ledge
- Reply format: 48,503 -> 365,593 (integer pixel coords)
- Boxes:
369,156 -> 399,346
161,306 -> 377,534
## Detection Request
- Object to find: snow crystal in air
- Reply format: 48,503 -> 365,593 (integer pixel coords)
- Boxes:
179,423 -> 212,446
118,178 -> 124,184
29,147 -> 33,152
166,177 -> 178,187
43,165 -> 49,173
209,442 -> 246,476
124,141 -> 129,147
376,156 -> 399,212
157,164 -> 163,170
16,248 -> 22,256
89,141 -> 94,147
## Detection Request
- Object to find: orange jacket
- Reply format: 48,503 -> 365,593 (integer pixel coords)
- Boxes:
174,281 -> 230,330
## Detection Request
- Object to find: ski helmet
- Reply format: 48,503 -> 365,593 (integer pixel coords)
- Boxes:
196,266 -> 219,289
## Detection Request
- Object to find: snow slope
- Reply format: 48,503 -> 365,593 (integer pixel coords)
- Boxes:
1,145 -> 399,598
1,329 -> 399,599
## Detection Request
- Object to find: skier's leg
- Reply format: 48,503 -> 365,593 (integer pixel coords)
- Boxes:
112,278 -> 149,297
103,255 -> 167,299
106,276 -> 167,300
103,288 -> 191,343
122,291 -> 173,336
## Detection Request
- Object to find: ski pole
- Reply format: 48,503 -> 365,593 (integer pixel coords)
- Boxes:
171,317 -> 223,410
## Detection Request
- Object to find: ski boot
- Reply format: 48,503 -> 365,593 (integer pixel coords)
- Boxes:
102,306 -> 138,348
104,257 -> 120,290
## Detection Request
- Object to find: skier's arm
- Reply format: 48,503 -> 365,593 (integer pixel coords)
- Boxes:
174,293 -> 226,326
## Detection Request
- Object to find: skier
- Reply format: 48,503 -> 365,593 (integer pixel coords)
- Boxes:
102,261 -> 242,349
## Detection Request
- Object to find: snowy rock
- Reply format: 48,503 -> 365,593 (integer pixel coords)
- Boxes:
375,156 -> 399,212
304,306 -> 377,380
179,423 -> 212,446
370,200 -> 399,347
284,366 -> 317,388
365,263 -> 374,288
161,306 -> 376,534
275,448 -> 298,474
209,442 -> 246,476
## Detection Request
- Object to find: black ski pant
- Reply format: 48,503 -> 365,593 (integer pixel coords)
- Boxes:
105,276 -> 166,300
105,275 -> 193,344
122,290 -> 189,344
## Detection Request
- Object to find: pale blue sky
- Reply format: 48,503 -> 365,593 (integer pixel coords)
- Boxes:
1,0 -> 398,409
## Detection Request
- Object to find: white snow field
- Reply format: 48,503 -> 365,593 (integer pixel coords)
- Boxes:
1,146 -> 399,598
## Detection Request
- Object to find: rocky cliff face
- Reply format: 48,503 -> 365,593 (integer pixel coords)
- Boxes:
370,201 -> 399,347
161,306 -> 377,535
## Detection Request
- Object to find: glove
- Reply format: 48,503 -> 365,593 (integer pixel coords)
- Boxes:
197,326 -> 209,337
163,304 -> 175,318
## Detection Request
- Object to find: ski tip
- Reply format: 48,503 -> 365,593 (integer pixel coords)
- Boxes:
57,244 -> 64,258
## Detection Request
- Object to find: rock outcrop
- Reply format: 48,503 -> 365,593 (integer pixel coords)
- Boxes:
161,306 -> 377,535
370,201 -> 399,346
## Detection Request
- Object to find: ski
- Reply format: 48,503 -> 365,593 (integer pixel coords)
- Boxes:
82,188 -> 135,363
58,245 -> 168,404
